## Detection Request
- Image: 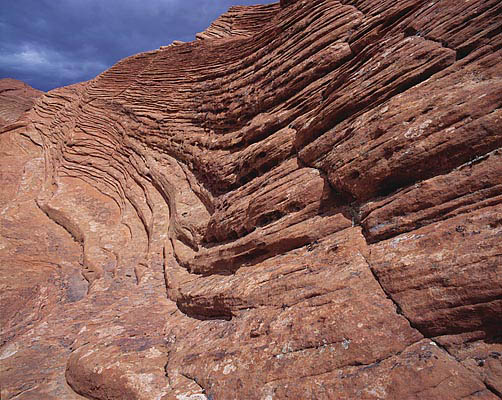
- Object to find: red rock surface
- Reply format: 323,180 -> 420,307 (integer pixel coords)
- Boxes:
1,1 -> 502,399
0,79 -> 42,128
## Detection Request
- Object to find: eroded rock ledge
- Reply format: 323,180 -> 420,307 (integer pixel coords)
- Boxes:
0,78 -> 42,128
1,1 -> 501,399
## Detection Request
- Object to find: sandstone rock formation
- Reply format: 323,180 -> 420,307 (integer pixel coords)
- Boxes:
1,0 -> 501,399
0,79 -> 42,128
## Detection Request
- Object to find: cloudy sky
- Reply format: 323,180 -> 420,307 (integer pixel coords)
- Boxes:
1,0 -> 276,92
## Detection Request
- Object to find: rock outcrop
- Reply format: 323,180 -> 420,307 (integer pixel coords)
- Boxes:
1,1 -> 501,399
0,79 -> 42,128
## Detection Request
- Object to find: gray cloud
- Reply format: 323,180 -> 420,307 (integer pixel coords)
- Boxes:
0,0 -> 276,91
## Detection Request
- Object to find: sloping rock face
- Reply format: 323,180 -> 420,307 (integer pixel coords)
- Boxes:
1,1 -> 502,399
0,79 -> 42,128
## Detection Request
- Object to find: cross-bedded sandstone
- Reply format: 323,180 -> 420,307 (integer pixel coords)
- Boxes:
1,1 -> 501,399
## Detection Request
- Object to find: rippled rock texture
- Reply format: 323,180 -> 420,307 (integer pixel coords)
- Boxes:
1,1 -> 502,399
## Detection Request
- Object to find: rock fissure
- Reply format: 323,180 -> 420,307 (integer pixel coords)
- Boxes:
484,381 -> 502,398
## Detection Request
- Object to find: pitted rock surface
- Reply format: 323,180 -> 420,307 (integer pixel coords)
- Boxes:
1,1 -> 501,399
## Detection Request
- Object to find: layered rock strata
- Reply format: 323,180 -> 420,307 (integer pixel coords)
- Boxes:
1,0 -> 501,399
0,78 -> 42,128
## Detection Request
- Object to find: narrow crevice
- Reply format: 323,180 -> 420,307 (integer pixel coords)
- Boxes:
364,251 -> 408,319
196,237 -> 310,276
455,147 -> 502,172
484,381 -> 502,399
175,159 -> 215,215
19,131 -> 44,148
358,248 -> 502,391
179,372 -> 210,399
359,249 -> 424,331
343,201 -> 362,228
164,360 -> 170,381
403,26 -> 457,56
35,199 -> 83,245
35,198 -> 91,292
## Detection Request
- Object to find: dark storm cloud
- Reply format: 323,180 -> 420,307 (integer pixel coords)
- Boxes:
0,0 -> 276,91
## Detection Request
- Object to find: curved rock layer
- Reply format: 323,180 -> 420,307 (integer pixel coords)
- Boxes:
1,1 -> 502,399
